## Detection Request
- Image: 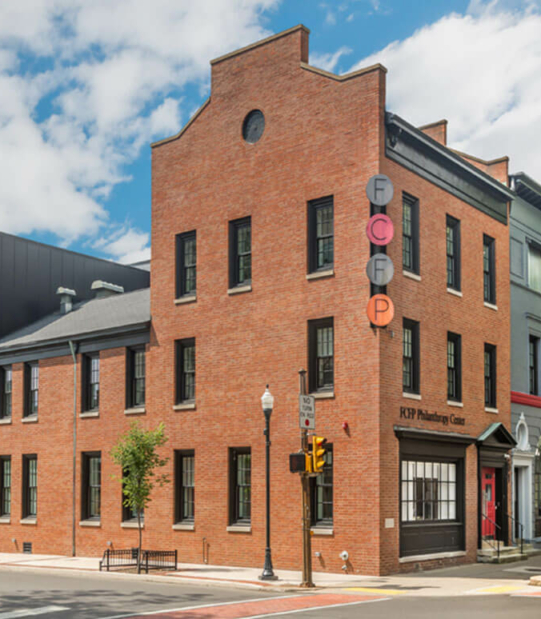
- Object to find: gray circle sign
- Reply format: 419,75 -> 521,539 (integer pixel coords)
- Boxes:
366,253 -> 394,286
366,174 -> 394,206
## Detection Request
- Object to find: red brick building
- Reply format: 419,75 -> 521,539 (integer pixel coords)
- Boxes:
0,25 -> 516,576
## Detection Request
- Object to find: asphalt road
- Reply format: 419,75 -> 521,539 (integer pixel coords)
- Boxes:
0,568 -> 539,619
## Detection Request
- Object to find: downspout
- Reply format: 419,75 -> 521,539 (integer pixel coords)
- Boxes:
68,340 -> 78,557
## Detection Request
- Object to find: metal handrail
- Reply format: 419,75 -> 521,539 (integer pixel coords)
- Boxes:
507,513 -> 525,555
481,512 -> 502,561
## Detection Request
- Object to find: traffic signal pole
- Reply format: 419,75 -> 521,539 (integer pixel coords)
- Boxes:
299,369 -> 314,588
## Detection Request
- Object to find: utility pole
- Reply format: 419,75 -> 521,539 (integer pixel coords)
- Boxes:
299,369 -> 314,588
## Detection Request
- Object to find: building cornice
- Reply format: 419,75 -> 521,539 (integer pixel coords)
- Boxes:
0,321 -> 150,365
510,172 -> 541,210
210,24 -> 310,66
385,112 -> 513,224
151,98 -> 210,148
511,391 -> 541,409
300,62 -> 387,81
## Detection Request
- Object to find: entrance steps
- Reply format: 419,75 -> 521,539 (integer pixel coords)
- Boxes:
477,541 -> 528,564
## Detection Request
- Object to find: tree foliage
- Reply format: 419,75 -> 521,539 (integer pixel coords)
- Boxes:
111,422 -> 169,571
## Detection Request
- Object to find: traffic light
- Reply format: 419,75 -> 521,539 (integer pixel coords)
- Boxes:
311,436 -> 327,474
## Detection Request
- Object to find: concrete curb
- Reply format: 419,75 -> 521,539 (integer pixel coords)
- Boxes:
530,575 -> 541,587
0,564 -> 313,592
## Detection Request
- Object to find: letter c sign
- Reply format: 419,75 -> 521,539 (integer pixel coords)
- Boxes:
366,214 -> 394,246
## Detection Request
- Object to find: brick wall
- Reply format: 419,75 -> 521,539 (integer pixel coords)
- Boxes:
0,26 -> 512,577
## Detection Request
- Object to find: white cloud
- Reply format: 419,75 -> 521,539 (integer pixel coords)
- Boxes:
349,1 -> 541,173
310,46 -> 353,73
93,225 -> 150,264
325,11 -> 337,25
0,0 -> 278,256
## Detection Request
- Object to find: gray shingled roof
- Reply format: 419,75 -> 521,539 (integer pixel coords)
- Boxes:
0,288 -> 150,351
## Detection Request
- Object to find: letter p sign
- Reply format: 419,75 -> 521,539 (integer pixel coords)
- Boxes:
366,294 -> 394,327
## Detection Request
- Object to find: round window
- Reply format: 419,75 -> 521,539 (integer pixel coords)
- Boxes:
242,110 -> 265,144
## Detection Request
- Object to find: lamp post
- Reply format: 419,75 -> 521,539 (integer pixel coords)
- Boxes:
259,385 -> 278,581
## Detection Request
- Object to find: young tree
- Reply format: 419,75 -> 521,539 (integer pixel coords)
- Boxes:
111,422 -> 169,572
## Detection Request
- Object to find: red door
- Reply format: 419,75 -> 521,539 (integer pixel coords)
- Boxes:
482,467 -> 496,538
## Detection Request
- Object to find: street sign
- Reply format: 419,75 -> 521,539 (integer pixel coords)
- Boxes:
299,395 -> 315,430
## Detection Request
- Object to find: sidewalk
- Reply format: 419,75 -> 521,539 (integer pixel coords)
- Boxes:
0,552 -> 540,596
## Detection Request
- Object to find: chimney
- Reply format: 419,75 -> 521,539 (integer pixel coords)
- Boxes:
56,287 -> 76,314
91,280 -> 124,299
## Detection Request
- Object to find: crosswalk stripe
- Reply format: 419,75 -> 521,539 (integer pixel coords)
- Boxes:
345,587 -> 405,595
0,607 -> 70,619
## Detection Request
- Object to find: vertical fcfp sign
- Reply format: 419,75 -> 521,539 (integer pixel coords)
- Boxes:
365,175 -> 395,328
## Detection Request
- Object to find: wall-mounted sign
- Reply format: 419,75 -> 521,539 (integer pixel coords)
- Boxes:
366,175 -> 395,328
366,253 -> 394,286
400,406 -> 466,427
366,213 -> 394,246
366,174 -> 394,206
366,294 -> 394,327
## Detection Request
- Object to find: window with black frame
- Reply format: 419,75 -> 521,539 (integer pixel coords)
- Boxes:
229,448 -> 251,525
446,216 -> 461,291
530,335 -> 539,396
308,196 -> 334,273
82,453 -> 101,520
0,366 -> 11,420
176,231 -> 196,298
175,451 -> 194,523
447,332 -> 462,402
176,339 -> 195,404
403,319 -> 420,394
127,348 -> 145,408
484,343 -> 497,408
0,456 -> 11,517
401,460 -> 459,522
311,446 -> 333,527
402,194 -> 419,274
483,235 -> 496,304
24,362 -> 39,417
83,354 -> 100,412
121,468 -> 144,522
22,455 -> 37,518
229,217 -> 251,288
308,318 -> 334,393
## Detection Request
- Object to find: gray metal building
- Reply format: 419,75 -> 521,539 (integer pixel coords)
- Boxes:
509,172 -> 541,541
0,232 -> 150,339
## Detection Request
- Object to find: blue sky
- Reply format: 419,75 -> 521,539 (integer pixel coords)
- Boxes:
0,0 -> 539,263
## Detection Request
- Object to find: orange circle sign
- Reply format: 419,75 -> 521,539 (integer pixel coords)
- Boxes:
367,294 -> 394,327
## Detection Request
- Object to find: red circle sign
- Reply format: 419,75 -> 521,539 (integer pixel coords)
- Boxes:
366,214 -> 394,246
366,294 -> 395,327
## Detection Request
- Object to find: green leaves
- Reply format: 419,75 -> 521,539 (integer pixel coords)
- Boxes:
111,422 -> 170,515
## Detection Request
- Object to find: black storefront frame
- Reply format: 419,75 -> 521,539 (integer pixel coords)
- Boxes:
396,427 -> 475,559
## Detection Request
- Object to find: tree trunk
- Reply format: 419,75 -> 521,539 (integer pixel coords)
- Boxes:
137,509 -> 142,574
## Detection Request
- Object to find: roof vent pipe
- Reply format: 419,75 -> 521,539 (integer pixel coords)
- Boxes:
56,287 -> 76,314
91,280 -> 124,299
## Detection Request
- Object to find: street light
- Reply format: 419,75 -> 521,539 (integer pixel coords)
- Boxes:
259,384 -> 278,581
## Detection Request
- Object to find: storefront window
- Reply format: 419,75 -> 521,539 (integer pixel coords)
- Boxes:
401,460 -> 457,522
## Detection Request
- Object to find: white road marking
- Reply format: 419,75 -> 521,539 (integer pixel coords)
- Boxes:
0,607 -> 70,619
99,595 -> 303,619
239,597 -> 391,619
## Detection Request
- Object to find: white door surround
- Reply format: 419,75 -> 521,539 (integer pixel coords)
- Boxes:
513,453 -> 535,541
